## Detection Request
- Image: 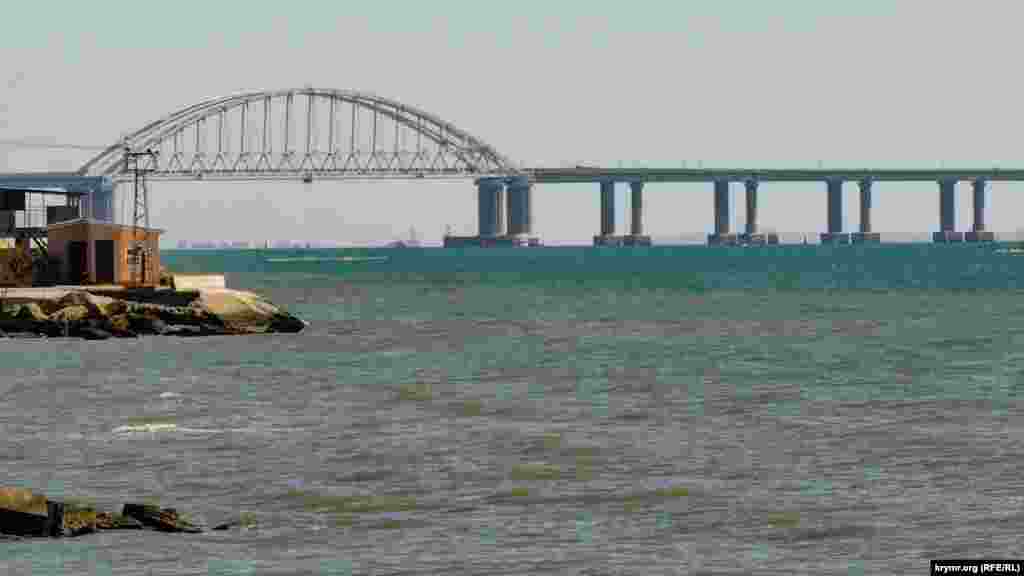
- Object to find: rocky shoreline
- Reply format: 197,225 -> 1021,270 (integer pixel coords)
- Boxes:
0,487 -> 245,539
0,287 -> 305,340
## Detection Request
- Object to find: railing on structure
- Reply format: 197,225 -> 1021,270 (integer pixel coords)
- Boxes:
526,167 -> 1024,184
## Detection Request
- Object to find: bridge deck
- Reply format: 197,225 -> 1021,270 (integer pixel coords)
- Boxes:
527,168 -> 1024,184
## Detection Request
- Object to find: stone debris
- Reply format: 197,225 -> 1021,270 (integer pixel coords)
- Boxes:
0,487 -> 209,538
0,487 -> 62,537
94,512 -> 144,530
122,504 -> 203,533
0,288 -> 305,340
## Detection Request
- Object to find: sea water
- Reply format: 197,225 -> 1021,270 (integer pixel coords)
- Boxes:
0,242 -> 1021,575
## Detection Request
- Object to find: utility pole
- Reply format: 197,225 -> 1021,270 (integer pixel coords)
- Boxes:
124,147 -> 158,286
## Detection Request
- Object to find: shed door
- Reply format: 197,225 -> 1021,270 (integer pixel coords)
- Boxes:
95,240 -> 114,284
68,241 -> 87,284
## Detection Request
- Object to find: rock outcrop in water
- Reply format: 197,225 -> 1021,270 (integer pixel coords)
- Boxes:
121,503 -> 203,533
0,288 -> 305,340
0,487 -> 63,537
0,487 -> 206,538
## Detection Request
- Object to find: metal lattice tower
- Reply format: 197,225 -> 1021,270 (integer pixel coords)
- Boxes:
124,148 -> 158,285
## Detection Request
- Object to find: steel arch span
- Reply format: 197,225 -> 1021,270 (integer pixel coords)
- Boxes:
78,88 -> 519,180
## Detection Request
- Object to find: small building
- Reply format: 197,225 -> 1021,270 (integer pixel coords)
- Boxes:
46,219 -> 163,286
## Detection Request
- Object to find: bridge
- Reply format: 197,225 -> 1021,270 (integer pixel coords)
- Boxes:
0,87 -> 1017,247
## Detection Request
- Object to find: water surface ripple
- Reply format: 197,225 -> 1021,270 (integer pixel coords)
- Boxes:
0,244 -> 1021,575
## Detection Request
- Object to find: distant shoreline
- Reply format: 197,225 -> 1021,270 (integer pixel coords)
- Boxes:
166,232 -> 1024,250
164,236 -> 1020,250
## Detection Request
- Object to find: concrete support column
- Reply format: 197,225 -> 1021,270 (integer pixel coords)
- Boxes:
630,181 -> 643,235
744,179 -> 758,235
851,178 -> 880,243
496,186 -> 505,236
600,180 -> 616,236
527,179 -> 534,236
506,176 -> 532,235
934,178 -> 963,243
713,179 -> 730,235
972,179 -> 986,232
939,178 -> 956,232
476,177 -> 503,237
827,178 -> 843,234
966,178 -> 994,242
858,179 -> 872,233
821,177 -> 850,244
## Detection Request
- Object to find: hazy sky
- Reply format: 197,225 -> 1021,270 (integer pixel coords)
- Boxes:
3,1 -> 1024,246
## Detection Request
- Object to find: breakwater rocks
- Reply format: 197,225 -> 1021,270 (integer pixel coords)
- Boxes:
0,288 -> 305,340
0,487 -> 232,539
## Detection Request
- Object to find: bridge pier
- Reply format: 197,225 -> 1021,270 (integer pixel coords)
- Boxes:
630,181 -> 643,236
744,179 -> 757,235
593,180 -> 650,246
933,178 -> 964,243
739,179 -> 759,245
626,181 -> 651,246
601,180 -> 615,236
820,178 -> 850,244
851,178 -> 881,243
708,179 -> 738,245
592,180 -> 615,245
476,177 -> 503,238
593,180 -> 618,246
965,178 -> 995,242
444,177 -> 540,247
505,176 -> 534,237
738,179 -> 778,245
495,185 -> 505,236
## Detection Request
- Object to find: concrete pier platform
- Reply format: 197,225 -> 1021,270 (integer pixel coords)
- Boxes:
737,233 -> 780,246
707,233 -> 740,246
820,233 -> 852,244
593,235 -> 651,247
965,231 -> 996,242
933,231 -> 965,243
443,235 -> 541,248
851,232 -> 882,244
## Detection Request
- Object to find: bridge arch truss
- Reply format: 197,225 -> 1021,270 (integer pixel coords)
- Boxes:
78,89 -> 519,181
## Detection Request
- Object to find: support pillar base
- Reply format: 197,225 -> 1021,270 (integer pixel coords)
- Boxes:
707,233 -> 740,246
964,231 -> 995,242
443,235 -> 542,248
820,233 -> 851,244
932,231 -> 965,243
851,232 -> 882,244
593,235 -> 652,247
624,235 -> 652,246
737,233 -> 780,246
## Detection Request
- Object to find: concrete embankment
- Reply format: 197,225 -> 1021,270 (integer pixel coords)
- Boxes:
0,278 -> 305,340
